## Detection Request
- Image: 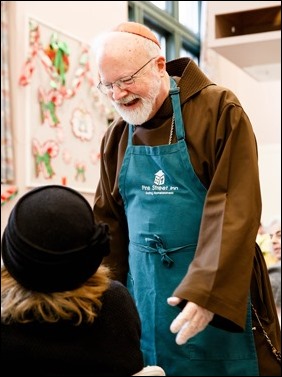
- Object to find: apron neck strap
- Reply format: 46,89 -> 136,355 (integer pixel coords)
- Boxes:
128,77 -> 185,143
169,77 -> 185,141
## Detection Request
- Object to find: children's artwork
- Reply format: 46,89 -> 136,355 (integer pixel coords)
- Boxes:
19,18 -> 116,193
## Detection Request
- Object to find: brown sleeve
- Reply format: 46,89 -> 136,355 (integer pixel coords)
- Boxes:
173,95 -> 262,331
93,120 -> 129,284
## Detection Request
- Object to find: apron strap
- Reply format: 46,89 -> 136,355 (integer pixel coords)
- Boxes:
128,123 -> 134,145
169,77 -> 185,141
128,77 -> 185,144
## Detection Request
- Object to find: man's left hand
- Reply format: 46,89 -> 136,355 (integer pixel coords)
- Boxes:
167,297 -> 214,345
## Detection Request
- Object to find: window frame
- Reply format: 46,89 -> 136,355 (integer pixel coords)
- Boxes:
128,1 -> 202,62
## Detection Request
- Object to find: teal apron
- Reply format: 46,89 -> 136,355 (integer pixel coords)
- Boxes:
118,78 -> 259,376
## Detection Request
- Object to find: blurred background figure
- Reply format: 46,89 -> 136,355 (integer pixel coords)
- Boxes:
268,219 -> 281,326
256,222 -> 276,267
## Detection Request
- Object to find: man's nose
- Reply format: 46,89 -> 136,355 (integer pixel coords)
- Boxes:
111,84 -> 128,100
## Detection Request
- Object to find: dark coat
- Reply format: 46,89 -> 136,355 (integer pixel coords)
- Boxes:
1,280 -> 144,376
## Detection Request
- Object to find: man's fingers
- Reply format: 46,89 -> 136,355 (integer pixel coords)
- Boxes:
167,296 -> 181,306
170,311 -> 187,333
175,321 -> 202,345
169,301 -> 214,345
170,300 -> 197,333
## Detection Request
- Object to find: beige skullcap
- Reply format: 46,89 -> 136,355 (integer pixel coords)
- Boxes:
112,21 -> 161,49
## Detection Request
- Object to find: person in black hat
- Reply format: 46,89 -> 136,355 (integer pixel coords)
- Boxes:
1,185 -> 144,376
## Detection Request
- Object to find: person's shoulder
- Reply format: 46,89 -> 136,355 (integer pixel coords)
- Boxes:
105,116 -> 127,135
101,116 -> 128,149
109,279 -> 127,290
101,280 -> 140,318
105,279 -> 132,299
203,83 -> 241,105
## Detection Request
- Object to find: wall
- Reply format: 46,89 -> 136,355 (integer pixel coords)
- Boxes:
1,1 -> 280,234
1,1 -> 127,235
203,1 -> 281,226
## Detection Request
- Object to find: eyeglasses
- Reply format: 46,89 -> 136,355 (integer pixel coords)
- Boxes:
97,56 -> 157,95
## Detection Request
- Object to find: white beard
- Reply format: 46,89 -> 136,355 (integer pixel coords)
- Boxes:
112,76 -> 162,125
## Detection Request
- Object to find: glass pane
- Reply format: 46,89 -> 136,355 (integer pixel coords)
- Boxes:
180,47 -> 199,65
149,1 -> 166,11
178,1 -> 199,34
148,27 -> 167,57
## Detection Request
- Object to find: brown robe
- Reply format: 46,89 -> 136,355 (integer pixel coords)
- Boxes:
94,57 -> 281,375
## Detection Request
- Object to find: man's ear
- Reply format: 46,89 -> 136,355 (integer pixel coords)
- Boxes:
155,56 -> 166,74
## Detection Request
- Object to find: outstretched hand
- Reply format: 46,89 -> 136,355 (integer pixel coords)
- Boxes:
167,297 -> 214,345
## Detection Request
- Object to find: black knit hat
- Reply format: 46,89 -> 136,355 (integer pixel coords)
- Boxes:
1,185 -> 110,293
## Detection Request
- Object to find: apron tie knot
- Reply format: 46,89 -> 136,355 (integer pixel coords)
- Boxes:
160,252 -> 174,267
145,235 -> 174,268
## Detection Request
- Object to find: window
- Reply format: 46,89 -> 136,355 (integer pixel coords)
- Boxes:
128,1 -> 202,62
150,1 -> 167,11
178,1 -> 200,34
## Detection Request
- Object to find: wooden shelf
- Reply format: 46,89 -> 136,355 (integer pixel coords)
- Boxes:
208,3 -> 281,81
215,6 -> 280,38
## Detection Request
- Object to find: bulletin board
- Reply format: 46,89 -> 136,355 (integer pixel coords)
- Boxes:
20,18 -> 115,193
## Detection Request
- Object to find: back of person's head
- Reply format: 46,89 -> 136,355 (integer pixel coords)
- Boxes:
1,185 -> 110,293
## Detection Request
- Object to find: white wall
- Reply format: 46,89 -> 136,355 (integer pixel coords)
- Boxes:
203,1 -> 281,227
206,52 -> 281,226
1,1 -> 127,235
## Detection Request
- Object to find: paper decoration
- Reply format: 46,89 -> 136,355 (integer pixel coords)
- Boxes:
1,186 -> 18,206
19,18 -> 116,193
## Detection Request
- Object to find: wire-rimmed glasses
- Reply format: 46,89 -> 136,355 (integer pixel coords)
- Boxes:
97,56 -> 157,95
